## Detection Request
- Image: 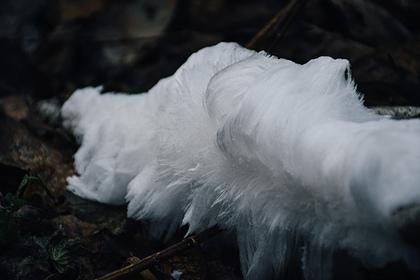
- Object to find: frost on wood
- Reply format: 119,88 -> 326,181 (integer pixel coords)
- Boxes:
62,42 -> 420,279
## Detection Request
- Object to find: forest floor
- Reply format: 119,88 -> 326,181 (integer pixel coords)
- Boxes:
1,0 -> 420,279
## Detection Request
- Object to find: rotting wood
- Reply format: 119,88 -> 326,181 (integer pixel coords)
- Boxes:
372,106 -> 420,119
95,226 -> 223,280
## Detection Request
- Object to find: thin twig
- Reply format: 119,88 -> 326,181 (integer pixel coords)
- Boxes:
246,0 -> 308,50
95,226 -> 223,280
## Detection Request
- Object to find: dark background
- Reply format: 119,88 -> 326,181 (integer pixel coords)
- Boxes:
1,0 -> 419,104
1,1 -> 420,279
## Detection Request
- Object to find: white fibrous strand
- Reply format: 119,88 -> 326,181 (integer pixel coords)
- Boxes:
62,42 -> 420,280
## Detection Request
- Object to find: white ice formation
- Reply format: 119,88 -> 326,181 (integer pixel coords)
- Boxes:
62,42 -> 420,279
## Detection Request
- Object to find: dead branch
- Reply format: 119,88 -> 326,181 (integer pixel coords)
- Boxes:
372,106 -> 420,119
95,226 -> 223,280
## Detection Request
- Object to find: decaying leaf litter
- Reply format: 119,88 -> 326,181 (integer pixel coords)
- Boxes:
1,0 -> 420,279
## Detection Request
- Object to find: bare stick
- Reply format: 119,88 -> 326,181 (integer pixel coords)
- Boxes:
246,0 -> 308,50
95,226 -> 223,280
